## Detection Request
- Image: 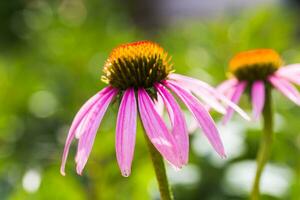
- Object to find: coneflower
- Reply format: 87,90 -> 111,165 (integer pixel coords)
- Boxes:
217,49 -> 300,199
60,41 -> 247,200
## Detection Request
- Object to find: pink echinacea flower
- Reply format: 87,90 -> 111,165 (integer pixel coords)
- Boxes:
60,41 -> 247,177
218,49 -> 300,123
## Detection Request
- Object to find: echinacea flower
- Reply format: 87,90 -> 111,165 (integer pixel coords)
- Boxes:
218,49 -> 300,122
60,41 -> 245,177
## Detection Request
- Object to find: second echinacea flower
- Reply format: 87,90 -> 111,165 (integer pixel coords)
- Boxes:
217,49 -> 300,199
218,49 -> 300,122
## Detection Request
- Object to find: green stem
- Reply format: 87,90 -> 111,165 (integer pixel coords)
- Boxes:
140,119 -> 174,200
250,86 -> 273,200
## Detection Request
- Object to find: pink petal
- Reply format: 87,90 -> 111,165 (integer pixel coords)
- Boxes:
165,80 -> 225,157
170,73 -> 249,121
280,75 -> 300,86
276,69 -> 300,86
222,81 -> 247,124
190,87 -> 226,114
154,92 -> 164,117
277,64 -> 300,75
269,75 -> 300,105
116,88 -> 137,177
186,113 -> 199,133
169,73 -> 215,91
156,83 -> 189,165
60,86 -> 115,176
170,75 -> 226,114
217,78 -> 239,95
75,89 -> 118,175
251,81 -> 265,120
138,88 -> 181,167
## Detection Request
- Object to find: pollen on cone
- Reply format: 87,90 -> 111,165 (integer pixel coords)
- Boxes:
229,49 -> 282,73
101,41 -> 173,90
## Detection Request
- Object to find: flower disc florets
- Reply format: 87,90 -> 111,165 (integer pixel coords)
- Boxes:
101,41 -> 173,90
229,49 -> 282,82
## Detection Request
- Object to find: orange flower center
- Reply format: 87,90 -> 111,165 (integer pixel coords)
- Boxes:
229,49 -> 282,81
102,41 -> 172,90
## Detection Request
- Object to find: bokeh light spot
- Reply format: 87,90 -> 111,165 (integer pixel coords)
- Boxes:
22,169 -> 41,193
223,161 -> 293,198
28,90 -> 58,118
167,164 -> 200,185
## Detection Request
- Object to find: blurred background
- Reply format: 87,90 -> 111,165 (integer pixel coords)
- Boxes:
1,0 -> 300,199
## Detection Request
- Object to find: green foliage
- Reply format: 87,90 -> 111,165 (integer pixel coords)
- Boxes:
0,1 -> 300,200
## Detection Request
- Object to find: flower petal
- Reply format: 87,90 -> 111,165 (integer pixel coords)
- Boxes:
169,73 -> 215,92
116,88 -> 137,177
165,80 -> 225,157
170,74 -> 226,113
60,86 -> 115,176
216,78 -> 239,96
75,89 -> 118,175
251,81 -> 265,120
156,83 -> 189,165
154,92 -> 164,117
269,75 -> 300,105
170,73 -> 249,121
277,64 -> 300,75
190,87 -> 226,114
138,88 -> 181,167
276,69 -> 300,86
222,81 -> 247,124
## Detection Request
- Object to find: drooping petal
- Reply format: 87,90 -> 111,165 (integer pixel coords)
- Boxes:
217,78 -> 239,96
279,74 -> 300,86
116,88 -> 137,177
276,69 -> 300,86
170,73 -> 249,121
251,81 -> 265,120
75,89 -> 118,175
277,64 -> 300,75
222,81 -> 247,124
190,87 -> 226,114
170,75 -> 226,113
60,86 -> 115,176
138,88 -> 181,167
186,111 -> 199,133
169,73 -> 216,92
165,80 -> 225,157
154,92 -> 164,117
156,83 -> 189,165
269,75 -> 300,105
215,90 -> 250,121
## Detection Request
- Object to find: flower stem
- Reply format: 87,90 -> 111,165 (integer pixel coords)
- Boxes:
144,135 -> 174,200
139,119 -> 174,200
250,86 -> 273,200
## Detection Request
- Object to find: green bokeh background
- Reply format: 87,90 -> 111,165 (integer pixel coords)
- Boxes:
0,0 -> 300,199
